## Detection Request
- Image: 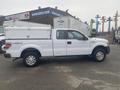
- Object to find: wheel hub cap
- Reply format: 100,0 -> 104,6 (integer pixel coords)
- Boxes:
96,51 -> 104,61
26,56 -> 36,66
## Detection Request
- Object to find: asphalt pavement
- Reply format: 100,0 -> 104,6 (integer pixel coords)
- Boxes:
0,45 -> 120,90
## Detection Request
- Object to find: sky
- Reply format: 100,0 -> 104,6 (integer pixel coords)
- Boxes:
0,0 -> 120,31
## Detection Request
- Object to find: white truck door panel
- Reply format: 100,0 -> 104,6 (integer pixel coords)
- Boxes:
54,40 -> 67,56
67,40 -> 90,55
53,30 -> 67,56
66,30 -> 90,55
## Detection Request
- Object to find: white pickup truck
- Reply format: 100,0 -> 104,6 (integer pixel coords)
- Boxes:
3,26 -> 110,67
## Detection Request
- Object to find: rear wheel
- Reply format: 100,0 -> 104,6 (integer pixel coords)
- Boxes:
23,52 -> 39,67
92,48 -> 106,62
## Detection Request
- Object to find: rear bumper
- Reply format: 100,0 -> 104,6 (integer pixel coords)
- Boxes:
4,53 -> 11,58
106,46 -> 110,54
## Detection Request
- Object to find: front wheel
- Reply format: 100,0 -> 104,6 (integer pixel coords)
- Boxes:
23,52 -> 39,67
92,48 -> 106,62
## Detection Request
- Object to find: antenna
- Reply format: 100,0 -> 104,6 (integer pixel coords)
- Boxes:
38,6 -> 41,9
55,6 -> 58,9
66,9 -> 69,13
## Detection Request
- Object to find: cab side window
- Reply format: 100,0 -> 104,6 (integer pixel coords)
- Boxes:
56,30 -> 67,39
67,30 -> 85,40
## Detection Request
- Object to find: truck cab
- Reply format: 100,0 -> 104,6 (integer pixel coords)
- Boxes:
53,28 -> 110,56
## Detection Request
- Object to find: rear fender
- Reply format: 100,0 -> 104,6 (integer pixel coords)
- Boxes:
20,44 -> 43,56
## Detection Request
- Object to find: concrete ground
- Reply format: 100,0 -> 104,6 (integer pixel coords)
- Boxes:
0,45 -> 120,90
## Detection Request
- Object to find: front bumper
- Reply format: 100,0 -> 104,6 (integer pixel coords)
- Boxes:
4,53 -> 11,58
106,46 -> 110,54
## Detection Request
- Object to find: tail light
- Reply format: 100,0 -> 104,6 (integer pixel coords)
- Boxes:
4,43 -> 12,49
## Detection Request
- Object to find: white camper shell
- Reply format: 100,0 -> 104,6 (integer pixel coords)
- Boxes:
5,27 -> 51,39
54,16 -> 90,36
4,21 -> 52,39
3,20 -> 51,27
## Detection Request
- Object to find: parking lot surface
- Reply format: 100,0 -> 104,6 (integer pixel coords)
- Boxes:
0,45 -> 120,90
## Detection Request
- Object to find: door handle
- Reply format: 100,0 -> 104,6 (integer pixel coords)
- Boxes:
67,41 -> 72,44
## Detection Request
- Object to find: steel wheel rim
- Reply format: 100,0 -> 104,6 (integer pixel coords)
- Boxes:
96,51 -> 104,61
26,55 -> 36,66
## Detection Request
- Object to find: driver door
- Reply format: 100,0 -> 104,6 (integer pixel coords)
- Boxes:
67,30 -> 90,55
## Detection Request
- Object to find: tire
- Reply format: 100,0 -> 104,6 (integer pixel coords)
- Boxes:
23,52 -> 39,67
92,48 -> 106,62
0,40 -> 5,54
0,43 -> 3,53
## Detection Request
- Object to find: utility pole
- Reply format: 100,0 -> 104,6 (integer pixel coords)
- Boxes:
95,14 -> 100,33
90,19 -> 95,31
107,17 -> 112,32
101,16 -> 106,32
114,11 -> 120,30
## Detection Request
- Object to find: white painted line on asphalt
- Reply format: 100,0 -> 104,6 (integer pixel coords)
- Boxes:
4,77 -> 20,84
65,75 -> 83,88
54,65 -> 82,88
78,77 -> 120,90
5,78 -> 16,84
54,66 -> 72,73
93,69 -> 120,78
17,67 -> 41,74
54,65 -> 120,90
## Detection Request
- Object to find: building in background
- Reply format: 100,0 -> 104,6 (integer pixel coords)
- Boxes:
0,7 -> 72,26
0,7 -> 90,37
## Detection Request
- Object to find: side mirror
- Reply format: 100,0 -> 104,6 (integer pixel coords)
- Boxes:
77,37 -> 88,40
83,36 -> 88,40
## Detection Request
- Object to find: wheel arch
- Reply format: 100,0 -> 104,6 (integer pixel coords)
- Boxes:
91,45 -> 107,55
20,48 -> 41,58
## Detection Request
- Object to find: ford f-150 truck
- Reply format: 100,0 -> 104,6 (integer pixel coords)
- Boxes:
3,26 -> 110,67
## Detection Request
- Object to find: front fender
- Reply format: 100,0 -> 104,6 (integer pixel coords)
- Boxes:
92,42 -> 108,48
90,42 -> 108,54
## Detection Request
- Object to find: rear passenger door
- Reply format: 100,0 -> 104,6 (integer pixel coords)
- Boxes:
53,30 -> 67,56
